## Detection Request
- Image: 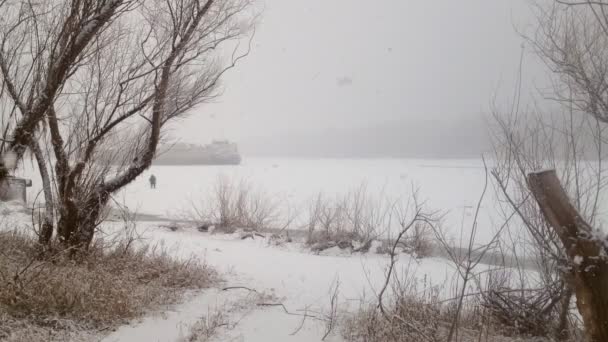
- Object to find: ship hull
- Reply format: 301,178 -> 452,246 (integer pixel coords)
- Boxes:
153,151 -> 241,166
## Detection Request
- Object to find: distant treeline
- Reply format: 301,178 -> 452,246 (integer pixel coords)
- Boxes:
242,117 -> 491,158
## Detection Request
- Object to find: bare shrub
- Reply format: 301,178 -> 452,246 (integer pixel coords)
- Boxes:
341,192 -> 447,342
343,283 -> 564,342
343,276 -> 443,342
347,163 -> 567,341
490,70 -> 603,340
482,287 -> 561,337
305,192 -> 355,247
399,221 -> 434,258
187,310 -> 227,342
374,240 -> 392,255
191,179 -> 437,257
306,185 -> 403,252
191,176 -> 286,233
0,229 -> 216,335
489,2 -> 608,339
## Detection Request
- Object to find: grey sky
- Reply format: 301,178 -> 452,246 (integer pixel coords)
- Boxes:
173,0 -> 547,157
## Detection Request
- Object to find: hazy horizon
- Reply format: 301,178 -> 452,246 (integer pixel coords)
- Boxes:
169,0 -> 549,158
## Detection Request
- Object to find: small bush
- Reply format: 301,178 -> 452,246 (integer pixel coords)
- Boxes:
0,230 -> 216,339
305,188 -> 437,257
343,295 -> 443,342
305,190 -> 375,250
190,176 -> 285,232
479,272 -> 569,339
187,310 -> 227,342
404,222 -> 434,257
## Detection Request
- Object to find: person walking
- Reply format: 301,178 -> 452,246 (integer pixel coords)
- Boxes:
149,174 -> 157,189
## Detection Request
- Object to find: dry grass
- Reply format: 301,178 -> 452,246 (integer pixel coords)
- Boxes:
0,229 -> 216,341
187,310 -> 227,342
343,294 -> 443,342
342,278 -> 580,342
342,296 -> 561,342
341,251 -> 568,342
0,312 -> 99,342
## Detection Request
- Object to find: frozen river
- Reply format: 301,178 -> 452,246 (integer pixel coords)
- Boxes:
20,157 -> 504,243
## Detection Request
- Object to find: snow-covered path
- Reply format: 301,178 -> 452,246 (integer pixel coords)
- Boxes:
101,223 -> 455,342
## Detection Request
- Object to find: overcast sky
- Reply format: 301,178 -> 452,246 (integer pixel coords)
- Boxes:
173,0 -> 548,157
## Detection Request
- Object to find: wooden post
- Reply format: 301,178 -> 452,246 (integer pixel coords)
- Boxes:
528,170 -> 608,342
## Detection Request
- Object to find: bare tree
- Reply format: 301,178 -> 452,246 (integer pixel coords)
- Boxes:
0,0 -> 256,251
491,1 -> 608,340
56,0 -> 254,250
530,1 -> 608,125
491,85 -> 603,341
0,0 -> 140,178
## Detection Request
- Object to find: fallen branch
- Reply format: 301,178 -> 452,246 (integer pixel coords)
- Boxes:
257,303 -> 328,322
222,286 -> 259,293
290,306 -> 310,336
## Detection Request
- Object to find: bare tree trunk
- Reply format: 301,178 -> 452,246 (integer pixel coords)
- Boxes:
29,139 -> 54,245
57,204 -> 79,246
55,188 -> 111,252
528,170 -> 608,342
72,190 -> 110,250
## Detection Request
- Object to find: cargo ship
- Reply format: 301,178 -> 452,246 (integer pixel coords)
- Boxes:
153,141 -> 241,165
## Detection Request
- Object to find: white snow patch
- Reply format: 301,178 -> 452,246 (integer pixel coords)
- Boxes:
101,287 -> 264,342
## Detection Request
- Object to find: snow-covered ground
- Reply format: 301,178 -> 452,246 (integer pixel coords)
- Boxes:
97,222 -> 509,342
0,200 -> 544,342
2,194 -> 494,341
6,158 -> 551,341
